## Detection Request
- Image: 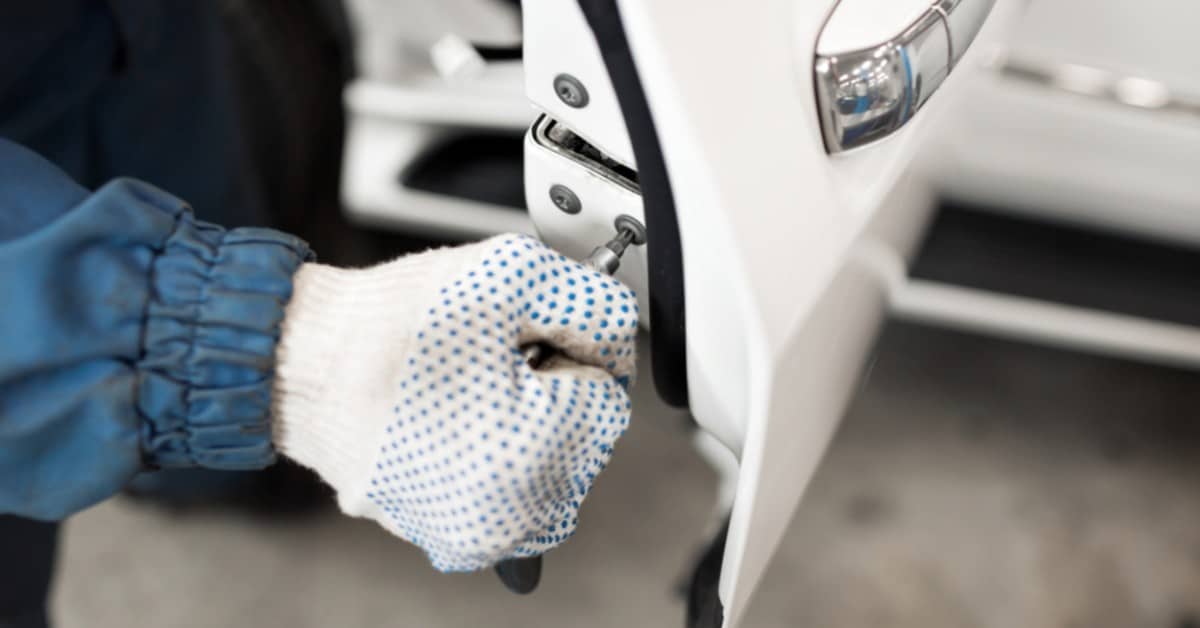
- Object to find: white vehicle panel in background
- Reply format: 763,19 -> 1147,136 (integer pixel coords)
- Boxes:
340,0 -> 536,239
921,0 -> 1200,247
343,0 -> 521,81
340,70 -> 536,238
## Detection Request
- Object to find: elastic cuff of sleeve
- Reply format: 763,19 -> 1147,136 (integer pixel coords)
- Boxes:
137,210 -> 313,470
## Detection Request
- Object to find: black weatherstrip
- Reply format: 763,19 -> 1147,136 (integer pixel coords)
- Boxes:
577,0 -> 689,407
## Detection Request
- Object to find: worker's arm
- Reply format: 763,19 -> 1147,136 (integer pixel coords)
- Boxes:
0,138 -> 638,570
0,138 -> 312,520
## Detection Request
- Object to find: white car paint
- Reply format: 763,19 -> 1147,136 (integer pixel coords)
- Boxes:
920,0 -> 1200,247
524,1 -> 1016,625
817,0 -> 933,54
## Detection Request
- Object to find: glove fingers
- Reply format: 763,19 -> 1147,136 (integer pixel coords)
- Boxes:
468,236 -> 638,381
343,234 -> 637,572
501,359 -> 632,558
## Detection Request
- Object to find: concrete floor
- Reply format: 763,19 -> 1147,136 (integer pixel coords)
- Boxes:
52,322 -> 1200,628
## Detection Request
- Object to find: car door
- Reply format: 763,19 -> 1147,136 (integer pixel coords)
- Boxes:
519,1 -> 1021,626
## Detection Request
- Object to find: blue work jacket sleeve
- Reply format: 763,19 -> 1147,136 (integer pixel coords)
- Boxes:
0,138 -> 313,520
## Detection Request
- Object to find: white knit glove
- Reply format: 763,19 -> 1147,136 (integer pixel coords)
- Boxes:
270,234 -> 638,572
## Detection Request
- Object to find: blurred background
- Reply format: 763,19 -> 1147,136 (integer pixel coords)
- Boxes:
10,0 -> 1200,626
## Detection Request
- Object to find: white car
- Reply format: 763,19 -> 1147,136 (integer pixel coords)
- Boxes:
339,1 -> 1198,625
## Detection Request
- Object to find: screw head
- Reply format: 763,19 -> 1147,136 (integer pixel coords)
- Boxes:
553,74 -> 589,108
548,184 -> 581,214
614,215 -> 647,244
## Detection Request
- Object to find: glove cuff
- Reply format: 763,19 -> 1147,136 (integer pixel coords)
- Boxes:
270,247 -> 480,500
271,263 -> 382,493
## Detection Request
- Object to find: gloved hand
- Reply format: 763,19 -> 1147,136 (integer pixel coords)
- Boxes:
270,234 -> 638,572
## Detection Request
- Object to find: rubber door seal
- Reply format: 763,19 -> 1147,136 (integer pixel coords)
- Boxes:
577,0 -> 689,407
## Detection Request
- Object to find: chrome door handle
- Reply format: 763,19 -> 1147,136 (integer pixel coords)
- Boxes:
934,0 -> 996,67
815,0 -> 996,153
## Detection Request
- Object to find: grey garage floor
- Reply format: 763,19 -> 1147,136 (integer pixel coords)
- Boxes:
52,322 -> 1200,628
